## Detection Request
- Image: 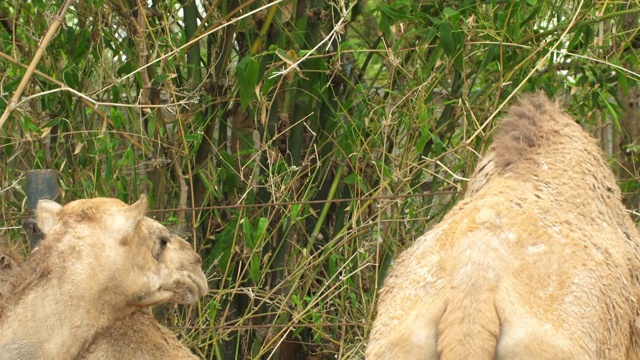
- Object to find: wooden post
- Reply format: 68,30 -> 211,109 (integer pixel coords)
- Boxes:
25,169 -> 59,248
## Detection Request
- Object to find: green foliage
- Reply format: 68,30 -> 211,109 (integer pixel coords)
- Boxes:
2,0 -> 640,359
236,56 -> 260,109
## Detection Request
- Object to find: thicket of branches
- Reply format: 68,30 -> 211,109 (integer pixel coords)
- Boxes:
2,0 -> 640,359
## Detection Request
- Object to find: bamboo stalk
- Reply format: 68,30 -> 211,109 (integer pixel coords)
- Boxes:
309,164 -> 345,243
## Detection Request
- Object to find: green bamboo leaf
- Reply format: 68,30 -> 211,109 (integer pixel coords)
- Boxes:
452,31 -> 465,71
154,74 -> 169,85
442,7 -> 458,19
567,26 -> 585,52
250,255 -> 261,284
290,203 -> 302,222
376,0 -> 411,37
253,217 -> 268,240
236,56 -> 259,109
479,44 -> 499,72
376,0 -> 411,19
110,108 -> 124,129
242,218 -> 254,248
618,71 -> 629,97
599,91 -> 620,131
439,21 -> 454,56
146,116 -> 155,138
211,225 -> 235,272
344,173 -> 359,184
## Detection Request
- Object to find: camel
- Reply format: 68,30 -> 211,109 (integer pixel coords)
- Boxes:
366,93 -> 640,359
0,196 -> 208,360
0,234 -> 204,360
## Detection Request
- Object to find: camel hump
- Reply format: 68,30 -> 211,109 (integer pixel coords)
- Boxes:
491,91 -> 568,169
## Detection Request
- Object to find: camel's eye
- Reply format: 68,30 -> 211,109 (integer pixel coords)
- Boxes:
160,236 -> 169,249
155,236 -> 170,260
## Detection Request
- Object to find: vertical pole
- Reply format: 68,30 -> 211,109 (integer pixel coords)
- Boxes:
25,169 -> 59,248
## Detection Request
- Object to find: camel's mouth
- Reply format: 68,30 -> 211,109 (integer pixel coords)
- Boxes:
165,270 -> 208,304
162,235 -> 208,303
188,270 -> 209,301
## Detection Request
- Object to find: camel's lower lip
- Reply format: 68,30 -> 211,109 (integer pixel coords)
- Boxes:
198,280 -> 209,297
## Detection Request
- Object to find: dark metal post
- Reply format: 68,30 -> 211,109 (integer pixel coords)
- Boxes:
25,169 -> 59,248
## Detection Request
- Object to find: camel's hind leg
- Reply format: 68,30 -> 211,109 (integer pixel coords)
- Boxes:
496,317 -> 593,360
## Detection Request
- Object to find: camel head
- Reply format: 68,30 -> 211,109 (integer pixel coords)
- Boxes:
34,195 -> 207,308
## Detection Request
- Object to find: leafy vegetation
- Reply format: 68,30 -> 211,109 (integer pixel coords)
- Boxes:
2,0 -> 640,358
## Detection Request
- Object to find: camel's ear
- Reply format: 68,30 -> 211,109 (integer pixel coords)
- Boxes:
126,194 -> 148,219
117,195 -> 148,244
35,199 -> 63,234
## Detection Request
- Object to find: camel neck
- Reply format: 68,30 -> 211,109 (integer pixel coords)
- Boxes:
0,278 -> 118,359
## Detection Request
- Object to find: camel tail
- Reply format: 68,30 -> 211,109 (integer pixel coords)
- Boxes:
437,289 -> 500,359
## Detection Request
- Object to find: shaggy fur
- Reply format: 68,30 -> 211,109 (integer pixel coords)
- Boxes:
0,196 -> 208,360
366,92 -> 640,359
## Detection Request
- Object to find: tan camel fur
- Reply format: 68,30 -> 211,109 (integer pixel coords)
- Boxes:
0,235 -> 204,360
366,93 -> 640,359
81,308 -> 200,360
0,196 -> 208,360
